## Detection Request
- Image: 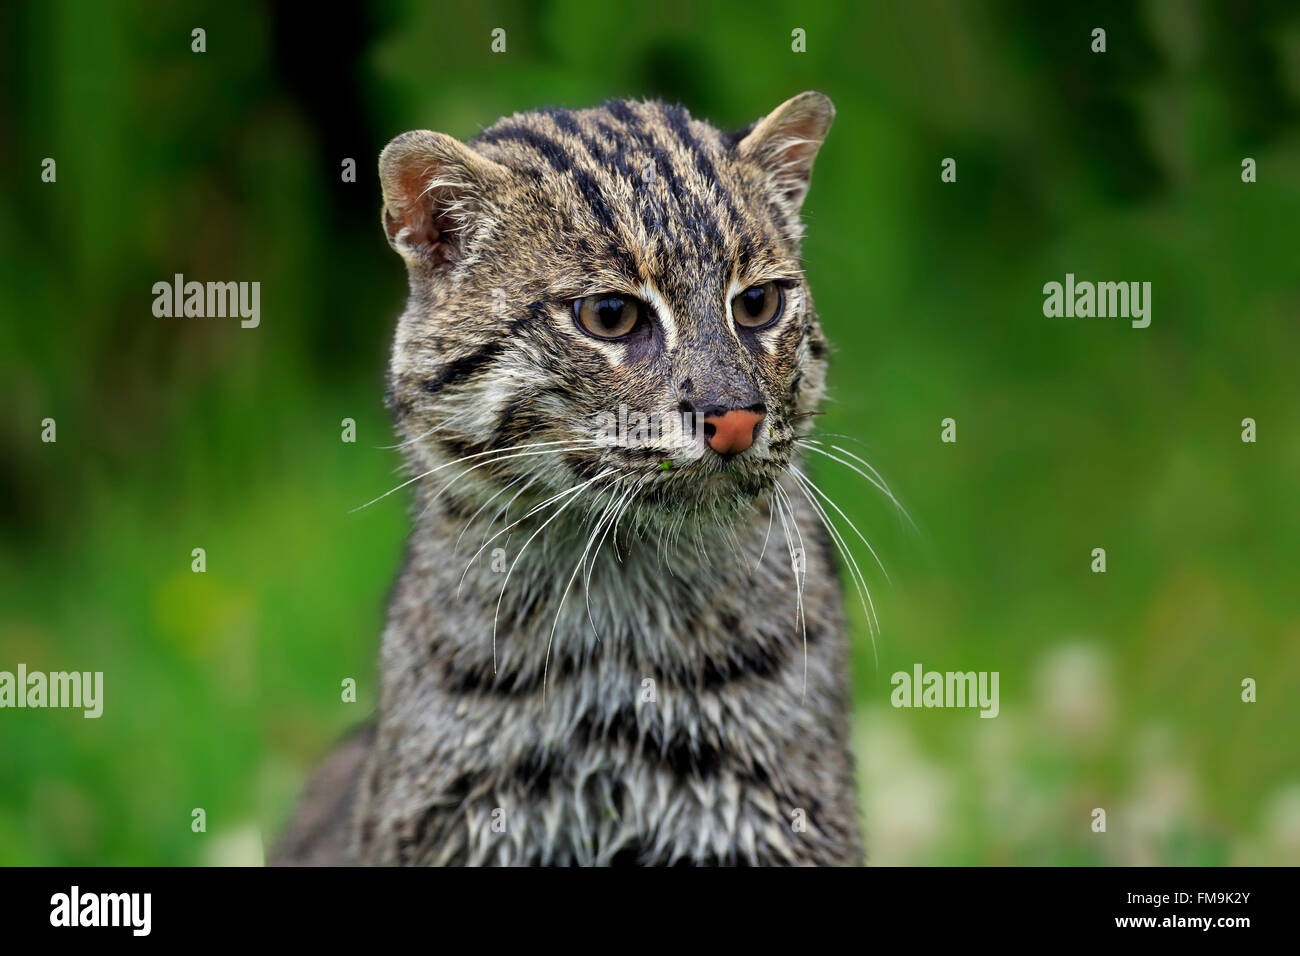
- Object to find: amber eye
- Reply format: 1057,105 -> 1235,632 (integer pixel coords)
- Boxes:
731,282 -> 783,329
574,293 -> 643,339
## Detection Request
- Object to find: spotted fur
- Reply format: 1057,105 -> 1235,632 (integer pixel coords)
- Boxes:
273,92 -> 864,866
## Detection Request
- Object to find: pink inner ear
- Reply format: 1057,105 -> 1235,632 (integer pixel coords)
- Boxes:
385,171 -> 460,263
385,205 -> 435,248
389,164 -> 437,242
380,130 -> 506,265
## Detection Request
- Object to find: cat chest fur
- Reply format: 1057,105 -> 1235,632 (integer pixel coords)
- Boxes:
354,487 -> 862,866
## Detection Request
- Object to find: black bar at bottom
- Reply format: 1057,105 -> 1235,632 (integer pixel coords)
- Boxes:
0,865 -> 1282,942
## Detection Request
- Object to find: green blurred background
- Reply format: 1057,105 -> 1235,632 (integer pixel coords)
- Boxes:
2,0 -> 1298,865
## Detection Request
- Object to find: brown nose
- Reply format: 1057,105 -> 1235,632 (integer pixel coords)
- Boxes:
702,406 -> 766,455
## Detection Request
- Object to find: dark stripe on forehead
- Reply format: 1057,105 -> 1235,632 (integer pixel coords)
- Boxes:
476,123 -> 573,172
657,102 -> 743,225
608,102 -> 733,254
600,99 -> 727,257
658,102 -> 768,262
542,109 -> 667,239
475,122 -> 620,234
476,121 -> 644,275
540,106 -> 630,179
591,111 -> 682,244
539,105 -> 581,137
571,166 -> 619,232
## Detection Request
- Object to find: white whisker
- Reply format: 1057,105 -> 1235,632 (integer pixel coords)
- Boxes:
791,464 -> 890,582
771,486 -> 809,700
789,468 -> 880,661
458,473 -> 589,599
493,468 -> 617,679
453,474 -> 528,555
584,478 -> 646,639
352,438 -> 591,513
796,437 -> 914,530
417,442 -> 599,521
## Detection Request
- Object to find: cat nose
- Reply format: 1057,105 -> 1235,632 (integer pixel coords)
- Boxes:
700,405 -> 766,456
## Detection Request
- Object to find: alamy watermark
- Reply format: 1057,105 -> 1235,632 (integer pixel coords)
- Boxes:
1042,273 -> 1151,328
891,663 -> 999,718
591,404 -> 705,452
152,273 -> 260,328
50,886 -> 150,936
0,665 -> 103,718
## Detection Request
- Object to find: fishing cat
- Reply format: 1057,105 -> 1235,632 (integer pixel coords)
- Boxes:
274,91 -> 869,866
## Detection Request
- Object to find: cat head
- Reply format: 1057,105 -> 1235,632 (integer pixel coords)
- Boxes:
379,93 -> 834,529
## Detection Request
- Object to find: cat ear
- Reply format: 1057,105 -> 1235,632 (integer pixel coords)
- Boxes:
378,130 -> 510,267
734,91 -> 835,214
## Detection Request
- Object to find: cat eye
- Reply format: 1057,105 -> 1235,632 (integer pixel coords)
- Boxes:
574,293 -> 643,340
731,282 -> 783,330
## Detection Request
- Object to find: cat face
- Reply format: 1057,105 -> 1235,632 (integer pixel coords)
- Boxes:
379,93 -> 834,528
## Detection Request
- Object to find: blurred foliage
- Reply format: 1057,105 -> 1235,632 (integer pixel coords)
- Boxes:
1,0 -> 1298,865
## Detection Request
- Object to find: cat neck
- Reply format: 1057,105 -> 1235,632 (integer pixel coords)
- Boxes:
385,470 -> 829,692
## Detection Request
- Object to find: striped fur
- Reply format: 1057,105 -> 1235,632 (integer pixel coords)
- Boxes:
274,92 -> 863,866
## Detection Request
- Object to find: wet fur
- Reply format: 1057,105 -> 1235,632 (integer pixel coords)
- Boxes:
273,93 -> 864,866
